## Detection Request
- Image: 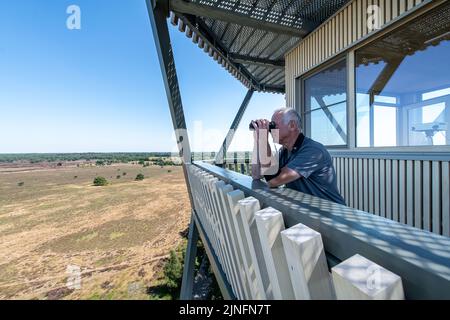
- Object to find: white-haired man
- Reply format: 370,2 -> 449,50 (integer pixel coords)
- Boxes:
251,108 -> 345,205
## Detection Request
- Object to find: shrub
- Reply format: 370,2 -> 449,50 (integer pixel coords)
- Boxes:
96,160 -> 105,166
18,182 -> 24,187
74,176 -> 78,179
163,250 -> 183,291
122,172 -> 126,176
93,176 -> 108,186
116,175 -> 121,179
135,173 -> 144,181
167,170 -> 171,173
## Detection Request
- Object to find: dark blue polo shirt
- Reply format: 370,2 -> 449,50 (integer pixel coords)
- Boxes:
265,133 -> 346,205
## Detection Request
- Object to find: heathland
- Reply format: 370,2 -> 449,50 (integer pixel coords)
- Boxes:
0,155 -> 191,299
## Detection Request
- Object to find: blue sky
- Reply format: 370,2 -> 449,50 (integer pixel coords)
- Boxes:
0,0 -> 285,153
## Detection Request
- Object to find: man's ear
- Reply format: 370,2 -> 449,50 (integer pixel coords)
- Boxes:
288,120 -> 295,130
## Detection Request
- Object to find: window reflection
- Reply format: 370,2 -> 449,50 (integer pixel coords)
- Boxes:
304,59 -> 348,146
355,4 -> 450,147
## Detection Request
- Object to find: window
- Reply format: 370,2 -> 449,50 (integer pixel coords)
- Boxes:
355,5 -> 450,147
303,59 -> 347,146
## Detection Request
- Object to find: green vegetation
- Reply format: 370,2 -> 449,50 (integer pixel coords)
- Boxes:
93,176 -> 108,186
135,174 -> 145,181
0,152 -> 173,163
116,175 -> 121,179
17,182 -> 24,187
148,238 -> 223,300
164,250 -> 183,291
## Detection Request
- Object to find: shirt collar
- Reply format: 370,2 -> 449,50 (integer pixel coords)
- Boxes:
292,132 -> 305,153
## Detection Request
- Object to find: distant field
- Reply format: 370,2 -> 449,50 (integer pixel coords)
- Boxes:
0,163 -> 190,299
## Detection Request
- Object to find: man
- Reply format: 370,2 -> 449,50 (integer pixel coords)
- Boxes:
251,108 -> 345,205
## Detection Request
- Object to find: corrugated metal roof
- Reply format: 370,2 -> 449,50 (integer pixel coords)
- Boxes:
169,0 -> 350,93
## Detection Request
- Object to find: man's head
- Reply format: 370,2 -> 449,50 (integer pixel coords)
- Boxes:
271,108 -> 302,145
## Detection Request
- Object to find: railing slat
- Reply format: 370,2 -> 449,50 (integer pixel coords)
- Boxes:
213,182 -> 245,299
406,160 -> 414,226
332,254 -> 404,300
227,190 -> 261,299
255,207 -> 295,299
217,183 -> 252,299
432,161 -> 442,234
281,223 -> 335,299
442,162 -> 450,237
238,197 -> 270,299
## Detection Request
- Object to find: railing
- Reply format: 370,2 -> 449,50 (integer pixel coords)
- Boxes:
187,161 -> 450,300
198,151 -> 450,237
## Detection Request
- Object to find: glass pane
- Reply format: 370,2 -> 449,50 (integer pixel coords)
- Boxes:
409,103 -> 447,146
355,3 -> 450,147
304,59 -> 347,146
307,103 -> 347,146
374,105 -> 397,147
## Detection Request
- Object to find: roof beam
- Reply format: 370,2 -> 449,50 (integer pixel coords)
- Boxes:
228,53 -> 285,69
169,0 -> 318,37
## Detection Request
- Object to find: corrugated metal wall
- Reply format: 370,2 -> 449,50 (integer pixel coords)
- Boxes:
285,0 -> 427,108
283,0 -> 449,237
332,156 -> 450,236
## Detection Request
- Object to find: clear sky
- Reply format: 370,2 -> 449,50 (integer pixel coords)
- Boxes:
0,0 -> 285,153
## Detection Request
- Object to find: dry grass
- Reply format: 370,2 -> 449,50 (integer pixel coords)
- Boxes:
0,163 -> 191,299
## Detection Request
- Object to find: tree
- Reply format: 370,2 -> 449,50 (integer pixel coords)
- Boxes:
163,250 -> 183,291
93,176 -> 108,186
96,160 -> 105,166
135,173 -> 144,181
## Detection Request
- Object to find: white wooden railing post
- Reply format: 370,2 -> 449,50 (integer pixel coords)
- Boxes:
212,181 -> 246,299
217,185 -> 252,299
331,254 -> 405,300
203,175 -> 241,299
227,190 -> 262,299
238,197 -> 270,299
255,207 -> 295,299
281,223 -> 335,299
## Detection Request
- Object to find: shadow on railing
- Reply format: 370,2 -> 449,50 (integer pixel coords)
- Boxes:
187,161 -> 450,300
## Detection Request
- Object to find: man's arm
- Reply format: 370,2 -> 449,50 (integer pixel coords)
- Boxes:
266,166 -> 301,188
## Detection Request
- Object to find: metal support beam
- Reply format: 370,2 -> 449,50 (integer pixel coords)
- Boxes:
314,95 -> 347,143
169,0 -> 317,37
145,1 -> 195,203
180,214 -> 199,299
228,53 -> 284,69
369,58 -> 405,103
215,89 -> 254,165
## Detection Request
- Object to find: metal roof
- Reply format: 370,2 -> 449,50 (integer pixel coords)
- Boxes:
168,0 -> 350,93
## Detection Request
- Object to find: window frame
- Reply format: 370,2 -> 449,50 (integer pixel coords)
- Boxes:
294,1 -> 450,154
299,56 -> 349,149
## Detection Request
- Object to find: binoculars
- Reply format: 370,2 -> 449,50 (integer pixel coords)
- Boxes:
249,120 -> 277,131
